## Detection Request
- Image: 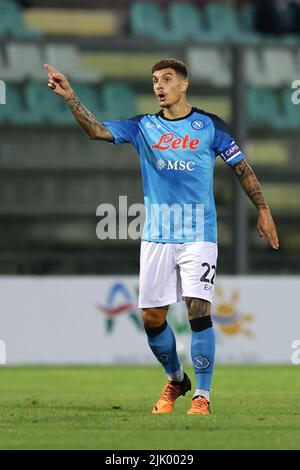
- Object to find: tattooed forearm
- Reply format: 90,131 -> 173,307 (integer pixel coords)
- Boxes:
64,92 -> 113,141
232,160 -> 268,210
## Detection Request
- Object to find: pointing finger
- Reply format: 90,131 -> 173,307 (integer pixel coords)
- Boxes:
44,64 -> 63,79
44,63 -> 58,73
44,63 -> 55,73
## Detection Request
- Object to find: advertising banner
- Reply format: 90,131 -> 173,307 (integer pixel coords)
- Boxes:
0,276 -> 299,364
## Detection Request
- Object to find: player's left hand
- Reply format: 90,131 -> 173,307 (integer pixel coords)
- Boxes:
257,207 -> 279,250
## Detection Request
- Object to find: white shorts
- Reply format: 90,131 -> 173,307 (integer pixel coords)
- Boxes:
138,240 -> 218,308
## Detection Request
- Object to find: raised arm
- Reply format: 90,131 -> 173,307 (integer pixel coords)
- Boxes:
232,159 -> 279,250
44,64 -> 113,141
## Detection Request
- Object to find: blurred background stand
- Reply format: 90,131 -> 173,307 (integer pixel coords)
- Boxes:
0,0 -> 299,276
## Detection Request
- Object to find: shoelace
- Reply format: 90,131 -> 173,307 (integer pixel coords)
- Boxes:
159,383 -> 181,402
192,397 -> 208,410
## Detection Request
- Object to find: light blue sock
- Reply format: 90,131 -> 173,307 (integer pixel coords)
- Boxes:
146,322 -> 181,377
191,326 -> 215,392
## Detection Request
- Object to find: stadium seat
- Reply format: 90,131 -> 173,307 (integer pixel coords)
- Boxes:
25,83 -> 74,125
45,44 -> 101,83
3,43 -> 45,81
279,35 -> 300,46
262,48 -> 297,86
101,83 -> 138,120
187,47 -> 231,87
169,3 -> 214,43
238,3 -> 262,43
245,49 -> 267,87
0,4 -> 6,39
0,83 -> 41,125
262,184 -> 300,210
279,2 -> 297,34
71,84 -> 102,118
246,140 -> 288,166
0,48 -> 19,82
294,49 -> 300,81
0,0 -> 43,38
246,88 -> 281,127
23,8 -> 120,37
205,3 -> 259,43
245,48 -> 297,87
239,2 -> 255,32
130,2 -> 184,43
81,52 -> 168,79
205,3 -> 240,40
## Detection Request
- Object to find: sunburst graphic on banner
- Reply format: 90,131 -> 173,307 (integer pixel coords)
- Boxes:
212,287 -> 253,337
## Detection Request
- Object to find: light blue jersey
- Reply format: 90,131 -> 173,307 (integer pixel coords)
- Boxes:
103,107 -> 244,243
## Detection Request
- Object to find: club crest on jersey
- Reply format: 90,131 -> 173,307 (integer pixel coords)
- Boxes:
151,132 -> 200,151
191,119 -> 204,130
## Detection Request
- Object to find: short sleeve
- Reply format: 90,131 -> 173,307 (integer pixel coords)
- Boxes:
102,116 -> 142,145
210,114 -> 245,166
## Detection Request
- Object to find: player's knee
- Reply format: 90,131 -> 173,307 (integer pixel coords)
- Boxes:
142,307 -> 168,329
186,298 -> 212,331
186,297 -> 211,320
189,316 -> 212,332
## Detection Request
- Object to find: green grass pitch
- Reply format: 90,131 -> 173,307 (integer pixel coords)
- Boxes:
0,365 -> 299,450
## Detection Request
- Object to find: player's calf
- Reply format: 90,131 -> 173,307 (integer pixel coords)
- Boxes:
186,299 -> 215,412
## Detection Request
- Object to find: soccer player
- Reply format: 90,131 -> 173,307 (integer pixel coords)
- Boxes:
44,58 -> 279,415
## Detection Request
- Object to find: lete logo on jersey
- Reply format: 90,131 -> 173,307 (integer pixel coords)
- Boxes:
152,132 -> 200,151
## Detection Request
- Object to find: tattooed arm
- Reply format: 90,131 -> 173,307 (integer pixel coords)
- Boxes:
44,64 -> 113,141
232,159 -> 268,209
64,92 -> 113,141
232,159 -> 279,250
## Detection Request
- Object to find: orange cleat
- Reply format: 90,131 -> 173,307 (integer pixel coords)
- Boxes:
152,373 -> 191,414
187,396 -> 211,415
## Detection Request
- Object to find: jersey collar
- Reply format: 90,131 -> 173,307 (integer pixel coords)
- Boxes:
156,107 -> 195,121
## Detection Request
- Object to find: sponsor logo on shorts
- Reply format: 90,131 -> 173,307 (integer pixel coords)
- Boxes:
193,355 -> 210,370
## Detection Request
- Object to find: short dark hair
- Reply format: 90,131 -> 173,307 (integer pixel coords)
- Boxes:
152,58 -> 188,78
